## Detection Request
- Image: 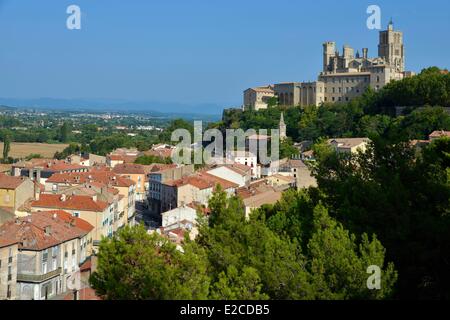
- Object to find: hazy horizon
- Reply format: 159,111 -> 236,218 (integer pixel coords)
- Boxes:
1,0 -> 449,113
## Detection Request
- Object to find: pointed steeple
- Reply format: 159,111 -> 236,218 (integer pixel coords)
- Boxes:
388,18 -> 394,30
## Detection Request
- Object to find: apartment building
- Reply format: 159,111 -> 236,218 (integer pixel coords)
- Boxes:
12,159 -> 89,184
0,174 -> 35,217
31,194 -> 111,248
328,137 -> 370,154
161,172 -> 237,213
0,238 -> 18,300
205,163 -> 252,187
44,170 -> 136,227
0,212 -> 93,300
113,163 -> 154,202
147,164 -> 194,214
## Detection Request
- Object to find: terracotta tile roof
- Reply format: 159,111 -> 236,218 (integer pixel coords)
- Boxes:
165,176 -> 210,190
63,287 -> 102,301
110,148 -> 140,156
0,173 -> 28,190
0,207 -> 15,227
225,162 -> 252,175
41,210 -> 94,233
84,182 -> 120,195
144,149 -> 174,159
165,172 -> 238,190
0,235 -> 18,249
243,190 -> 282,208
31,194 -> 109,212
0,164 -> 12,173
269,174 -> 296,183
410,139 -> 430,147
0,211 -> 90,251
108,154 -> 138,163
149,163 -> 177,173
286,159 -> 307,168
14,159 -> 87,172
328,138 -> 370,148
197,172 -> 238,190
79,259 -> 92,272
236,179 -> 274,199
46,171 -> 135,188
208,163 -> 252,176
113,163 -> 154,175
429,130 -> 450,138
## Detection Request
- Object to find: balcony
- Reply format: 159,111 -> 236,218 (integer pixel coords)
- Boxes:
17,268 -> 62,283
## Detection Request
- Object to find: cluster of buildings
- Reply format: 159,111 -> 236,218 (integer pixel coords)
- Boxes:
243,22 -> 415,110
0,143 -> 184,300
1,123 -> 444,301
0,136 -> 317,300
3,20 -> 442,301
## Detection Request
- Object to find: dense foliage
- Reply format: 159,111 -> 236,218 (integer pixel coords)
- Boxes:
91,188 -> 397,300
92,67 -> 449,300
311,137 -> 450,299
221,67 -> 450,144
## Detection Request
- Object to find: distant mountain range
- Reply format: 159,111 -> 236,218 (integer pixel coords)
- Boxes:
0,97 -> 228,119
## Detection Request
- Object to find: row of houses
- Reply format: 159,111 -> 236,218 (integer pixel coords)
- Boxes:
0,142 -> 204,300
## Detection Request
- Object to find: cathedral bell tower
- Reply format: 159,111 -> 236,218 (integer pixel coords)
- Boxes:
378,20 -> 405,72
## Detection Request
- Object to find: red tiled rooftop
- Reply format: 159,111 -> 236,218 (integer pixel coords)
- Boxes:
165,172 -> 238,190
0,173 -> 28,190
31,194 -> 109,212
429,130 -> 450,138
0,237 -> 18,249
15,159 -> 87,172
149,163 -> 177,173
46,171 -> 135,188
63,287 -> 102,301
42,210 -> 94,233
144,149 -> 174,159
79,259 -> 92,272
108,154 -> 138,163
0,211 -> 90,251
113,163 -> 148,174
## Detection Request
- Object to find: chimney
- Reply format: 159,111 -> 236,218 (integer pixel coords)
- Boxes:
60,194 -> 67,202
44,225 -> 52,236
52,213 -> 57,220
362,48 -> 368,59
36,168 -> 41,182
92,194 -> 97,202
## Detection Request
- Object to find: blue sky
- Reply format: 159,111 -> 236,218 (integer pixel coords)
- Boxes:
0,0 -> 448,110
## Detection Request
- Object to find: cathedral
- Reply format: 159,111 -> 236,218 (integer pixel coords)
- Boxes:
243,21 -> 415,110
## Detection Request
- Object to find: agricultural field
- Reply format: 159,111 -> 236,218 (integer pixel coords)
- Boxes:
0,142 -> 69,159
